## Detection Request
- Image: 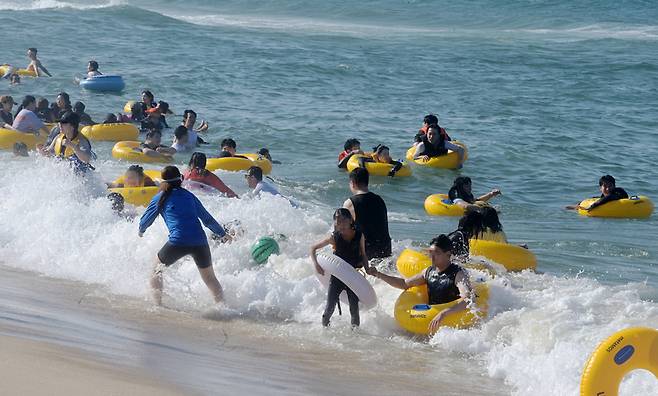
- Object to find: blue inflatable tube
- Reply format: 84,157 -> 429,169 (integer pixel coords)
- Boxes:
80,75 -> 125,92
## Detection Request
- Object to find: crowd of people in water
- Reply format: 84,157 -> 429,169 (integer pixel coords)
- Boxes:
1,48 -> 641,332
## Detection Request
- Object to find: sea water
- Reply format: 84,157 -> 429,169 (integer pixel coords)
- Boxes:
0,1 -> 657,394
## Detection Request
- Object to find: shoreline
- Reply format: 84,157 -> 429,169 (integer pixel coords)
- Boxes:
0,334 -> 189,396
0,264 -> 508,395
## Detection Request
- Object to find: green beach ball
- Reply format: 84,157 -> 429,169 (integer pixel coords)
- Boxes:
251,237 -> 280,265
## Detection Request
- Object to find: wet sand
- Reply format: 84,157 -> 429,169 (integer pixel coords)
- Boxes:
0,335 -> 188,396
0,265 -> 507,395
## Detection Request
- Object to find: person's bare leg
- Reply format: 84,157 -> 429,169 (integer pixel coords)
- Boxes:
198,265 -> 223,303
150,258 -> 164,306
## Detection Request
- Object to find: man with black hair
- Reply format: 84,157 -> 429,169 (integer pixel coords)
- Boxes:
566,175 -> 629,211
343,168 -> 392,258
367,234 -> 474,333
337,138 -> 363,168
26,48 -> 51,77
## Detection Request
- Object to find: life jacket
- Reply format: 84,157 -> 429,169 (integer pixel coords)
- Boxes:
424,264 -> 462,305
419,134 -> 447,157
54,132 -> 87,158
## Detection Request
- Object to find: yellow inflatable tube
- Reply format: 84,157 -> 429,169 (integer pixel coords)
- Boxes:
0,65 -> 37,77
424,194 -> 465,217
112,169 -> 162,184
345,155 -> 412,177
580,327 -> 658,396
577,196 -> 654,219
396,248 -> 492,278
394,282 -> 489,335
0,128 -> 46,150
82,123 -> 139,142
206,153 -> 272,174
469,239 -> 537,272
108,186 -> 159,207
123,101 -> 136,113
405,141 -> 468,169
111,141 -> 172,164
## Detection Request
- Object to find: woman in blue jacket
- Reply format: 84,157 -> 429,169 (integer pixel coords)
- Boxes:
139,166 -> 228,306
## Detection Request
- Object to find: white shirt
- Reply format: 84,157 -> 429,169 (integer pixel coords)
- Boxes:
186,128 -> 198,150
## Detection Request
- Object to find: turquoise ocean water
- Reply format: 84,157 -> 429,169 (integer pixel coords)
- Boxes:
1,1 -> 657,394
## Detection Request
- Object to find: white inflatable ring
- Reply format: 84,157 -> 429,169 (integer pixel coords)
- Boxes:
315,254 -> 377,309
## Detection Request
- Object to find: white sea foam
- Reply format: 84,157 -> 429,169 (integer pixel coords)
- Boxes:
0,154 -> 656,395
0,0 -> 125,11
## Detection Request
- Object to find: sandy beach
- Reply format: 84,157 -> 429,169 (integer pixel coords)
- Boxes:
0,265 -> 507,395
0,335 -> 189,396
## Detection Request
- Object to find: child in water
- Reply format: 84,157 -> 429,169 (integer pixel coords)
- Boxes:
107,165 -> 157,188
357,144 -> 404,177
310,208 -> 370,328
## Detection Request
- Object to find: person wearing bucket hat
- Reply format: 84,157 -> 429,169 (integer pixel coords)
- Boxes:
1,95 -> 15,129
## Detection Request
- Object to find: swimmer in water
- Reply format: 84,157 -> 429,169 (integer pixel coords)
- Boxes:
448,176 -> 501,211
368,235 -> 474,333
357,144 -> 404,177
107,165 -> 157,188
26,48 -> 52,77
565,175 -> 629,212
310,208 -> 370,328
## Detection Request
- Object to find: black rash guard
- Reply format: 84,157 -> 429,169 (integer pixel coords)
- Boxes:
424,264 -> 462,305
332,230 -> 363,268
588,187 -> 629,210
349,192 -> 392,259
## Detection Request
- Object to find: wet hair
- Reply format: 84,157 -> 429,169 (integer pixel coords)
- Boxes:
448,176 -> 474,203
156,101 -> 169,114
107,192 -> 124,213
28,48 -> 37,53
221,138 -> 237,150
59,111 -> 81,136
174,125 -> 188,140
344,138 -> 360,151
183,109 -> 197,120
189,152 -> 208,176
481,206 -> 503,233
458,210 -> 484,240
141,90 -> 154,102
88,60 -> 99,71
374,144 -> 389,155
423,114 -> 438,126
103,113 -> 118,124
130,101 -> 145,117
247,166 -> 263,181
127,164 -> 145,178
349,167 -> 369,188
15,95 -> 36,117
258,148 -> 272,161
73,101 -> 85,113
333,207 -> 355,228
599,175 -> 616,187
57,92 -> 71,108
36,97 -> 49,111
13,142 -> 28,157
429,234 -> 452,252
158,166 -> 183,209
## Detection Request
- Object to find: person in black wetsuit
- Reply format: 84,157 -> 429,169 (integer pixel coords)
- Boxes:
447,210 -> 484,261
342,167 -> 392,259
565,175 -> 629,212
310,208 -> 370,328
368,234 -> 474,333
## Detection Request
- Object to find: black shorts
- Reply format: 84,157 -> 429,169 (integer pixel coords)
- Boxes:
157,242 -> 212,269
